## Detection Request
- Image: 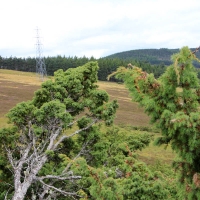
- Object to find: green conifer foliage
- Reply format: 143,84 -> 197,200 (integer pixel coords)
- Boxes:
0,61 -> 177,199
0,61 -> 118,199
109,46 -> 200,199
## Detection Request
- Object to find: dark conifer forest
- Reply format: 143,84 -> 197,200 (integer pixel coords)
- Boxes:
0,55 -> 164,81
2,48 -> 200,81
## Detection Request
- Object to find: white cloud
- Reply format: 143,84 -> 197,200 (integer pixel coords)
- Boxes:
1,0 -> 200,58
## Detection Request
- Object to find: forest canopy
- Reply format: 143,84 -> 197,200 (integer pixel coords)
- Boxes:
1,49 -> 180,81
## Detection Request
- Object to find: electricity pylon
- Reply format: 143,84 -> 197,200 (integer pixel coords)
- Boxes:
35,27 -> 47,81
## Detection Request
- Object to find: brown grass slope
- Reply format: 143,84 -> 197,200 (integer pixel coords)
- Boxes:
0,69 -> 149,127
0,69 -> 175,165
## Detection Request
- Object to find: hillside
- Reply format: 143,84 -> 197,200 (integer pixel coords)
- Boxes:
0,69 -> 174,166
106,47 -> 200,67
0,69 -> 150,128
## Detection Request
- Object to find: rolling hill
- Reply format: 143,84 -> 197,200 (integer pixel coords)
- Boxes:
105,47 -> 200,67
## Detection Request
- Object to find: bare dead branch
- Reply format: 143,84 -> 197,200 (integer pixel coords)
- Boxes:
4,146 -> 15,169
47,128 -> 62,151
63,140 -> 90,173
4,186 -> 13,200
54,118 -> 98,150
38,179 -> 82,198
36,174 -> 81,181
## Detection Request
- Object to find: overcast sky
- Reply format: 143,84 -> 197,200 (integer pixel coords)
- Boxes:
1,0 -> 200,58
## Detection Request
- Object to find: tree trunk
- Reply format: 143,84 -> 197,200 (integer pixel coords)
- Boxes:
12,155 -> 48,200
12,188 -> 27,200
12,177 -> 35,200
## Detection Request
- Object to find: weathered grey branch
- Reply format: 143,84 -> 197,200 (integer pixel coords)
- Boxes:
63,140 -> 90,173
38,179 -> 82,198
4,186 -> 12,200
37,174 -> 82,181
47,127 -> 62,150
5,146 -> 15,169
54,118 -> 98,150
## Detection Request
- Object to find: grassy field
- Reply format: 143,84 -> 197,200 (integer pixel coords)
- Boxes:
0,69 -> 175,165
0,70 -> 41,127
98,81 -> 150,127
0,69 -> 150,127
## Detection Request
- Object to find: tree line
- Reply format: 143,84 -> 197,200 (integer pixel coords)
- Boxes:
0,55 -> 167,81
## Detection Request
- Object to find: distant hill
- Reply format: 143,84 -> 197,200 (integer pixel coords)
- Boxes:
105,48 -> 200,67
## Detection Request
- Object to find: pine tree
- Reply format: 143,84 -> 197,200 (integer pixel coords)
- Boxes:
109,46 -> 200,199
0,61 -> 118,199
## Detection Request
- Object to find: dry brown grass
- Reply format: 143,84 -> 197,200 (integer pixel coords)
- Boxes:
0,69 -> 43,85
0,70 -> 150,127
98,81 -> 150,127
0,69 -> 175,165
0,80 -> 40,117
0,69 -> 42,127
137,141 -> 175,165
